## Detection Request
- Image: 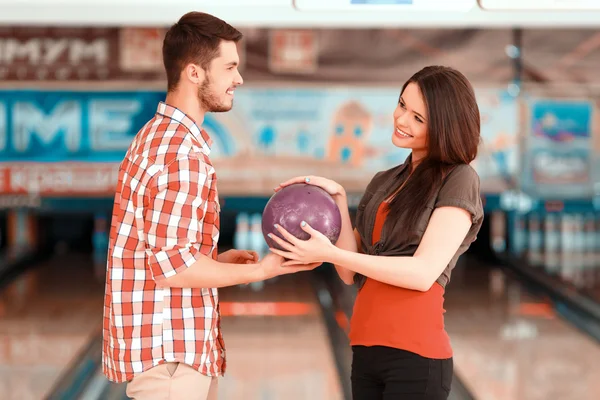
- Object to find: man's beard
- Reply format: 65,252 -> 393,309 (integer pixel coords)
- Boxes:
198,77 -> 232,113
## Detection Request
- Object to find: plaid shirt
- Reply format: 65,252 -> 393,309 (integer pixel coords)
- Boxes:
102,102 -> 225,383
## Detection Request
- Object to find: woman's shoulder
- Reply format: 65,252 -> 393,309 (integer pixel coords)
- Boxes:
436,163 -> 483,221
443,163 -> 480,187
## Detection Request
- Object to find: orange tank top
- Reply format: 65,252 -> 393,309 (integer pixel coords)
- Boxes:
348,201 -> 452,359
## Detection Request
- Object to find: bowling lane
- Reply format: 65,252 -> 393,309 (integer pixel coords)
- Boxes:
216,273 -> 344,400
0,253 -> 105,400
444,255 -> 600,400
73,270 -> 344,400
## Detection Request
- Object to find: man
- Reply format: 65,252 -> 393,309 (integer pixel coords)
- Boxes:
102,11 -> 319,399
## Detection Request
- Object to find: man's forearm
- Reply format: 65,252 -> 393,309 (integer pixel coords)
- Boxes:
158,254 -> 262,289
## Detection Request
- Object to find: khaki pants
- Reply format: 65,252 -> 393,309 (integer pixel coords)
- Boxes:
126,362 -> 219,400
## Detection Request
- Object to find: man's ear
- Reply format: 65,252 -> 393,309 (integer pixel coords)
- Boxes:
184,63 -> 206,85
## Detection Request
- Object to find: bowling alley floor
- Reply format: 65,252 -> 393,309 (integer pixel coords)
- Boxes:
216,274 -> 344,400
444,256 -> 600,400
4,250 -> 600,400
101,272 -> 344,400
0,253 -> 105,400
80,271 -> 345,400
0,250 -> 343,400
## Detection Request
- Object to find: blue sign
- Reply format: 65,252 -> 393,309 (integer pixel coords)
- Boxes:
532,100 -> 592,142
0,90 -> 165,162
0,87 -> 522,197
522,98 -> 595,198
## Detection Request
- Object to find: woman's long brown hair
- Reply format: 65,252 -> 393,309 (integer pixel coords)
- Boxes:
384,66 -> 481,238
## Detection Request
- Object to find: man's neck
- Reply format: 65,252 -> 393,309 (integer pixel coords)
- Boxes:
165,90 -> 205,126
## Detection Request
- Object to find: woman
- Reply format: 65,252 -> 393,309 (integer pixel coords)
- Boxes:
268,65 -> 484,399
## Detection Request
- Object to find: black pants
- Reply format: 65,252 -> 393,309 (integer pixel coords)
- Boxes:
351,345 -> 453,400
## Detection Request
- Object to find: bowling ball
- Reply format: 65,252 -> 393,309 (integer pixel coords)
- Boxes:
262,183 -> 342,251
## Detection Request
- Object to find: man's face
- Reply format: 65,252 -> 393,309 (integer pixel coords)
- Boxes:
198,40 -> 244,113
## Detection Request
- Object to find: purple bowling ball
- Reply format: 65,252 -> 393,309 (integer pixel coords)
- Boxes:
262,183 -> 342,251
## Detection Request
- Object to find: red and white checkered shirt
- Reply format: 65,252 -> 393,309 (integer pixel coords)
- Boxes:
102,102 -> 224,383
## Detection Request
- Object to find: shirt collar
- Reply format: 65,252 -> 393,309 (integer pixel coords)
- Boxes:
156,101 -> 213,154
397,153 -> 413,175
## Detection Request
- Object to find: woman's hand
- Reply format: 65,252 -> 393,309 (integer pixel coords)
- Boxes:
267,221 -> 335,265
274,175 -> 346,199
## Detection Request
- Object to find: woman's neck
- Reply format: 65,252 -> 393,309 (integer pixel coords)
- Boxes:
410,152 -> 425,171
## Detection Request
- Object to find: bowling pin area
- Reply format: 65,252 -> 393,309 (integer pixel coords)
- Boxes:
508,211 -> 600,294
487,198 -> 600,308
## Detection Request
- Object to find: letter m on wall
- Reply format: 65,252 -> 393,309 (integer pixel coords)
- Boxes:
12,101 -> 81,153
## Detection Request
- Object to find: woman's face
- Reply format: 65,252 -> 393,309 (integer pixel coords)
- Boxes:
391,82 -> 428,161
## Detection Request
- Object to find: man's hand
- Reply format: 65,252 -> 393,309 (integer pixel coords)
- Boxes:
218,249 -> 259,265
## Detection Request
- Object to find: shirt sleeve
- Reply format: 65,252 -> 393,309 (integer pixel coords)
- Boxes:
434,164 -> 484,225
143,155 -> 209,280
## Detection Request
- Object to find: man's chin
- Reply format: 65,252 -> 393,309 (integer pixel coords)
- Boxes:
209,103 -> 233,113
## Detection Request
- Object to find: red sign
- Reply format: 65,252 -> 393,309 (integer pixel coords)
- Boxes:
119,28 -> 166,73
269,30 -> 318,74
0,27 -> 166,81
0,163 -> 119,196
0,27 -> 119,81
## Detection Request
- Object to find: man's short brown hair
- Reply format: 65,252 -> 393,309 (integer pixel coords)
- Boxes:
162,12 -> 243,92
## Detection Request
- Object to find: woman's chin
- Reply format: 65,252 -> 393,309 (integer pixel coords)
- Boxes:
391,135 -> 413,149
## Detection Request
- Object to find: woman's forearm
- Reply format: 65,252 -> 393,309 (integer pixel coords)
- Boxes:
325,205 -> 473,292
327,247 -> 432,291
